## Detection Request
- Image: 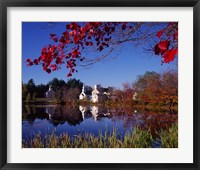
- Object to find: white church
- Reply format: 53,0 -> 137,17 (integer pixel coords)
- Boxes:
45,85 -> 55,98
79,85 -> 100,103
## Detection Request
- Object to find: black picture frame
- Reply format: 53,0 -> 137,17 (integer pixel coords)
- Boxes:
0,0 -> 199,169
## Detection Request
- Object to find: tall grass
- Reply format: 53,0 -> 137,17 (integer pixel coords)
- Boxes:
159,123 -> 178,148
22,124 -> 178,148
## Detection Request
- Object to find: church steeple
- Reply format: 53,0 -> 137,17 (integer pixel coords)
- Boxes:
82,85 -> 85,93
79,84 -> 86,100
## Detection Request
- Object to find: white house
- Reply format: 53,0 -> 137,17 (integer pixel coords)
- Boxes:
45,85 -> 55,98
91,85 -> 99,103
133,92 -> 138,101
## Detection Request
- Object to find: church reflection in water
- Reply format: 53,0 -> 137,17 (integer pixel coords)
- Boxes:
79,105 -> 112,122
90,106 -> 98,121
22,105 -> 113,127
22,105 -> 178,141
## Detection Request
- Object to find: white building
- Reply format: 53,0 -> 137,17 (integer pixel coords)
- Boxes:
79,85 -> 86,100
90,106 -> 98,121
133,92 -> 138,101
91,85 -> 99,103
45,85 -> 55,98
79,105 -> 87,120
79,84 -> 100,103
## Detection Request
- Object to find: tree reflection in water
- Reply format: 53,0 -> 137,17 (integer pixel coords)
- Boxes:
22,105 -> 178,139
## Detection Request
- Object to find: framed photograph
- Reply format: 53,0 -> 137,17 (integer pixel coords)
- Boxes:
0,0 -> 199,169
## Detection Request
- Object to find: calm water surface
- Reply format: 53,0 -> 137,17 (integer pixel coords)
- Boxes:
22,105 -> 177,141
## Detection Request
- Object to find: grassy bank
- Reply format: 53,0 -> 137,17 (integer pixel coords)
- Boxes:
22,123 -> 178,148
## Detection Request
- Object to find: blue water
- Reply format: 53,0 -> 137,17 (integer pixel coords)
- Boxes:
22,105 -> 177,141
22,105 -> 135,140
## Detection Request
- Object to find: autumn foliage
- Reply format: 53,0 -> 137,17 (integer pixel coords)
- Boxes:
154,22 -> 178,63
26,22 -> 178,77
133,70 -> 178,107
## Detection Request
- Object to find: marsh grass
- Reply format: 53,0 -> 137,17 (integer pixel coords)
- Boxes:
159,123 -> 178,148
22,124 -> 178,148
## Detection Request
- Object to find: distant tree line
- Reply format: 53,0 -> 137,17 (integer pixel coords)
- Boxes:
22,78 -> 83,103
23,69 -> 178,109
112,70 -> 178,109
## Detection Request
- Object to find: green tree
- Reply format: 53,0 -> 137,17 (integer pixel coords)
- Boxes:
65,78 -> 83,90
26,79 -> 36,98
133,71 -> 161,104
47,78 -> 65,90
26,93 -> 31,103
35,84 -> 48,98
22,84 -> 29,100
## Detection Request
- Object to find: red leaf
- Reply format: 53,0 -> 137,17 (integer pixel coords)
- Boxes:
67,24 -> 70,29
26,59 -> 33,66
59,37 -> 66,43
173,32 -> 178,40
46,69 -> 51,74
98,45 -> 103,51
58,44 -> 64,50
154,45 -> 165,55
53,37 -> 58,42
48,45 -> 57,53
50,64 -> 57,71
67,73 -> 72,77
163,49 -> 178,63
122,24 -> 126,30
88,42 -> 93,46
158,41 -> 170,51
50,34 -> 58,42
50,34 -> 56,38
43,66 -> 48,71
63,31 -> 69,37
42,47 -> 47,54
56,57 -> 63,64
154,44 -> 161,55
26,59 -> 32,63
157,30 -> 163,38
33,59 -> 39,65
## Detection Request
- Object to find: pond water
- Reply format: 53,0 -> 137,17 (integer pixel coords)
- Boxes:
22,105 -> 177,141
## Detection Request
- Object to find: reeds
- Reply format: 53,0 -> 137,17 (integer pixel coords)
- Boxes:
159,123 -> 178,148
22,123 -> 178,148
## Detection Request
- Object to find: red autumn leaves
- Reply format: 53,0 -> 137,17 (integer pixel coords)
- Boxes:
162,49 -> 178,63
154,22 -> 178,63
26,45 -> 59,74
154,41 -> 170,55
26,22 -> 128,77
26,22 -> 178,78
157,30 -> 163,38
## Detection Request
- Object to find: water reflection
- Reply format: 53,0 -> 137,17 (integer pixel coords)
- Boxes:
22,105 -> 178,140
90,106 -> 98,121
79,105 -> 86,120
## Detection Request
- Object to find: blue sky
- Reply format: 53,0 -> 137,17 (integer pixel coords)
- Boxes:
22,22 -> 177,89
